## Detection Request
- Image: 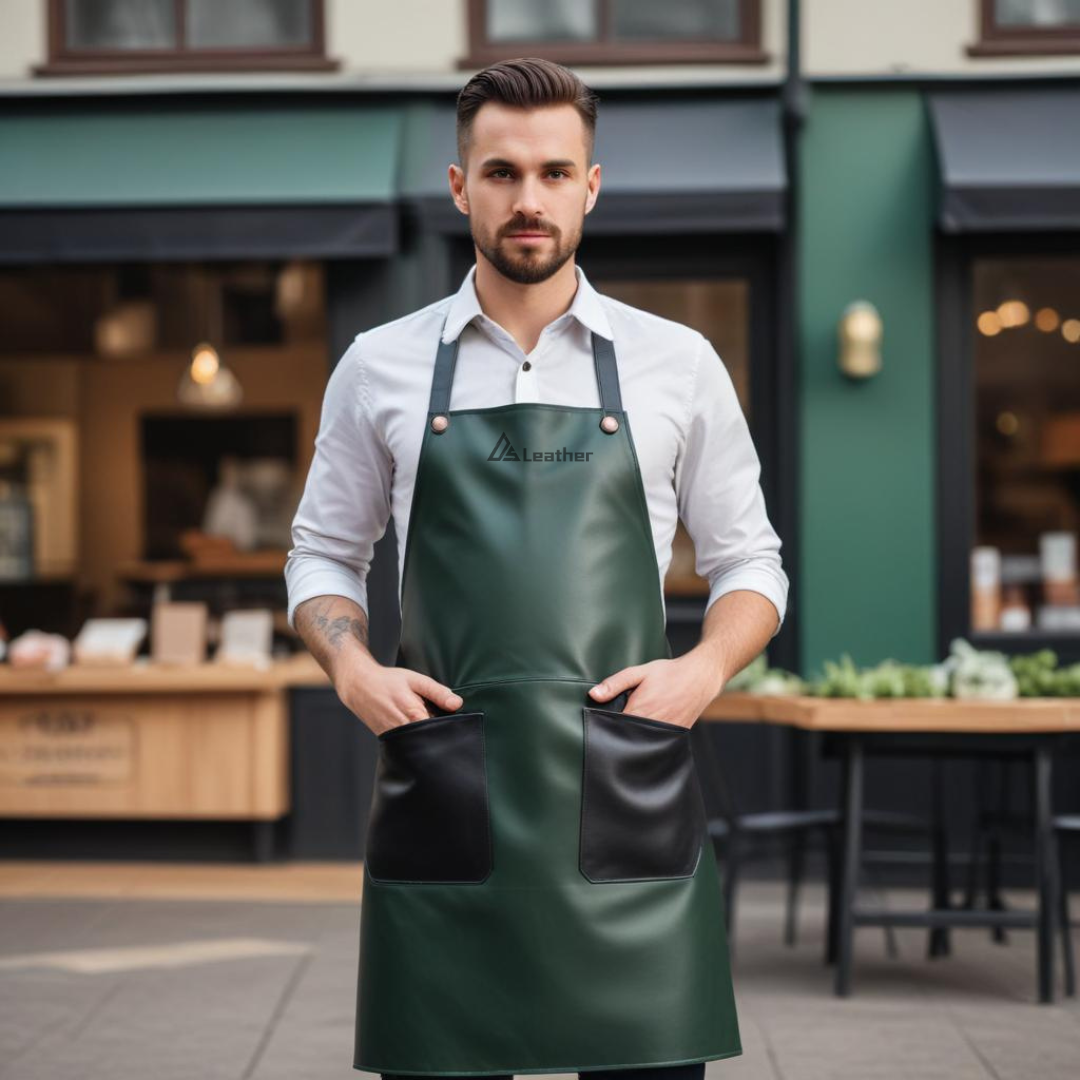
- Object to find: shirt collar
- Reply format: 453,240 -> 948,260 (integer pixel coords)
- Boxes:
441,262 -> 614,344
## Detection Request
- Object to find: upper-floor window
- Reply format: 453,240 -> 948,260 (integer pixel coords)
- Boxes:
970,0 -> 1080,55
462,0 -> 767,67
39,0 -> 337,75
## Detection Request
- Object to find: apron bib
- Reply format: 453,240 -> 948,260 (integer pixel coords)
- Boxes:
354,319 -> 742,1076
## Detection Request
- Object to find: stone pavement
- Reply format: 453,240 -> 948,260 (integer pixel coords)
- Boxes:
0,877 -> 1076,1080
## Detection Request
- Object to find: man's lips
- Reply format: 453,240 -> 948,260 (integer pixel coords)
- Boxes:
506,232 -> 552,246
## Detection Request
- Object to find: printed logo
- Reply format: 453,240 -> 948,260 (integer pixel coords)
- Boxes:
487,431 -> 593,463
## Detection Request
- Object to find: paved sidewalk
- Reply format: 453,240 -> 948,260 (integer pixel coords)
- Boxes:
0,876 -> 1076,1080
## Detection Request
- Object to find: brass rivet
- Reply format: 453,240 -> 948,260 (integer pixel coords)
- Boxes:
431,415 -> 449,433
600,415 -> 619,434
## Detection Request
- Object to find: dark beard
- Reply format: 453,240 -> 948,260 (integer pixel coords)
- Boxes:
473,216 -> 583,285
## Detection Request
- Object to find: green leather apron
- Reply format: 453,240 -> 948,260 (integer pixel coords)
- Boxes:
354,318 -> 742,1076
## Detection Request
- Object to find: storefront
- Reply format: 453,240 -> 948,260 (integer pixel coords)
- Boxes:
794,77 -> 1080,888
0,81 -> 796,856
929,84 -> 1080,661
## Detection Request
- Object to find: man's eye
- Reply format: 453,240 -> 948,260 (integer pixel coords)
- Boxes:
491,169 -> 512,178
548,170 -> 567,179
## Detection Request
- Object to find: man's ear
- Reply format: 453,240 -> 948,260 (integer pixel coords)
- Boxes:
449,163 -> 469,216
584,161 -> 601,215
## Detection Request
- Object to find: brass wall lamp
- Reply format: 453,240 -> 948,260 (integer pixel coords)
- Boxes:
837,300 -> 883,380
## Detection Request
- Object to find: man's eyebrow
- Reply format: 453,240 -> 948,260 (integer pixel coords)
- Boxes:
480,157 -> 578,170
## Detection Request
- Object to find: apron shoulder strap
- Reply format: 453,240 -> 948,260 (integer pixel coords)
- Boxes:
591,332 -> 623,414
428,321 -> 460,417
427,317 -> 624,416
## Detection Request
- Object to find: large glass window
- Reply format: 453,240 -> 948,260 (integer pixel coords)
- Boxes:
0,260 -> 328,639
42,0 -> 335,74
971,256 -> 1080,636
595,276 -> 751,601
465,0 -> 764,66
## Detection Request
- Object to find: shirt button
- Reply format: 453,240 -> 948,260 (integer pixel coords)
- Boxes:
522,361 -> 532,371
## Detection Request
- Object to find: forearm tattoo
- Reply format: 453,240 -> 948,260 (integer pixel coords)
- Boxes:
297,597 -> 369,652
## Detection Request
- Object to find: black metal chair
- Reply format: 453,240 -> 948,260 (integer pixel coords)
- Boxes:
960,759 -> 1076,996
1053,814 -> 1077,997
693,722 -> 934,963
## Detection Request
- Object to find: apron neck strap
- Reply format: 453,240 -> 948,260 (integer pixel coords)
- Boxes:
429,316 -> 623,416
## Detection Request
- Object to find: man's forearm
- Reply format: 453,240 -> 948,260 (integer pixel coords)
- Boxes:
294,594 -> 377,684
688,589 -> 781,694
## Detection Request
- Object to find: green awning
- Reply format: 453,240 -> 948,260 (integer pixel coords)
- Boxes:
0,102 -> 402,261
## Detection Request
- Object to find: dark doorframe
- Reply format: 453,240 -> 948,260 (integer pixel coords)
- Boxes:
325,257 -> 407,667
446,233 -> 798,827
449,232 -> 795,675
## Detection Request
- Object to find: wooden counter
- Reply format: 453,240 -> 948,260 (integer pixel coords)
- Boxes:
0,652 -> 329,695
702,690 -> 1080,732
0,654 -> 330,820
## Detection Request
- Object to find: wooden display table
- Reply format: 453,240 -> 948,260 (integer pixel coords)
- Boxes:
0,655 -> 329,831
703,690 -> 1080,732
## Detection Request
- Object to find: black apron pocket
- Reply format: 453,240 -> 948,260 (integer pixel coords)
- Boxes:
365,711 -> 492,884
580,704 -> 707,883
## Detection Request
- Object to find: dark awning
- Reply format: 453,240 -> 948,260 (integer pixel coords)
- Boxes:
927,87 -> 1080,233
0,102 -> 401,262
400,96 -> 787,234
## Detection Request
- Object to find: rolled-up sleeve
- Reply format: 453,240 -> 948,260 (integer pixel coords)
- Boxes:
284,334 -> 393,629
675,333 -> 789,639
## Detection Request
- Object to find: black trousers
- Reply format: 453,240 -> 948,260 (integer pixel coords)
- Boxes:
383,1064 -> 707,1080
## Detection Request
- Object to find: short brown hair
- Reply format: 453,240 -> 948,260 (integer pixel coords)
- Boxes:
456,57 -> 600,170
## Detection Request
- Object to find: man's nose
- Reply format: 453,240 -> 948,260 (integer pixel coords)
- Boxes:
511,177 -> 546,220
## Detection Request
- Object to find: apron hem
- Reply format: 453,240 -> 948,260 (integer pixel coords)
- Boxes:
352,1046 -> 744,1076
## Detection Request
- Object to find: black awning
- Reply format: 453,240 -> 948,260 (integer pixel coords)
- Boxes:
927,87 -> 1080,233
0,204 -> 397,264
401,96 -> 787,234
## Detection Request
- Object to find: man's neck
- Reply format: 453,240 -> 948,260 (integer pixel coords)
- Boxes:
473,257 -> 579,356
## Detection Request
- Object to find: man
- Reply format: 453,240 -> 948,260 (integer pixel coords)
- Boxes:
287,57 -> 788,1080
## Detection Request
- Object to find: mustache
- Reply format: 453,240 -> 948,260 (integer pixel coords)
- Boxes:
503,220 -> 557,236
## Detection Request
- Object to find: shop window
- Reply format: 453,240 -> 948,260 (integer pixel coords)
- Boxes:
39,0 -> 337,75
462,0 -> 767,67
970,0 -> 1080,56
970,256 -> 1080,637
0,259 -> 328,632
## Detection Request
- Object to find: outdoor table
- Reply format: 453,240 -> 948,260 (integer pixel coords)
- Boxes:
700,691 -> 1078,1003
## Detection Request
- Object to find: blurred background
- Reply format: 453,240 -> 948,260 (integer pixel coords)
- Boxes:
2,3 -> 1080,1077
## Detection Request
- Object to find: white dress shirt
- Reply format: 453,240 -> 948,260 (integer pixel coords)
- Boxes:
286,262 -> 789,639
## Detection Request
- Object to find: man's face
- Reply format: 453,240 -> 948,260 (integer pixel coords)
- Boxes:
450,103 -> 601,285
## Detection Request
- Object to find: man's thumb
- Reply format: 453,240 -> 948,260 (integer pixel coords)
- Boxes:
589,667 -> 639,701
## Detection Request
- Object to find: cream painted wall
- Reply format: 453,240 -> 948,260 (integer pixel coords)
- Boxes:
803,0 -> 1080,76
0,0 -> 44,79
0,0 -> 787,83
326,0 -> 465,73
4,0 -> 1080,84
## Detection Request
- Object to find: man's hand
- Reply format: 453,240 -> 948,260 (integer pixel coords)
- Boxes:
294,595 -> 462,738
587,588 -> 782,729
587,651 -> 724,730
337,656 -> 463,738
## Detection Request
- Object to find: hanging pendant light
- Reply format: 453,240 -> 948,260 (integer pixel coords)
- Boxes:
177,270 -> 243,408
177,340 -> 243,407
